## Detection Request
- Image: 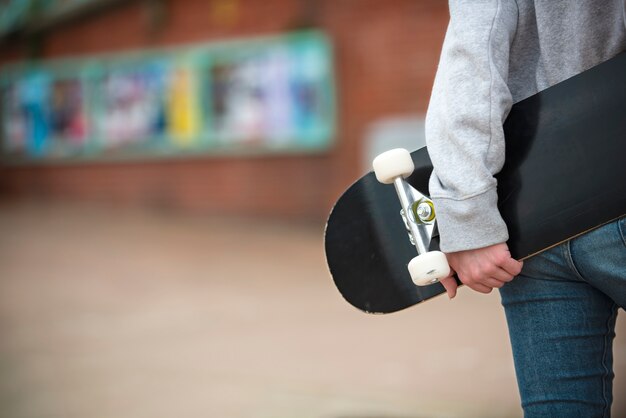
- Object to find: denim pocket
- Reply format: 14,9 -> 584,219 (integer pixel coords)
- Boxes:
619,217 -> 626,247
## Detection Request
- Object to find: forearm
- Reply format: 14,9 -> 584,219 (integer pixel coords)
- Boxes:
426,0 -> 518,252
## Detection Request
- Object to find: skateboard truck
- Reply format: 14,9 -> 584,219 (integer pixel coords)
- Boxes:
372,148 -> 450,286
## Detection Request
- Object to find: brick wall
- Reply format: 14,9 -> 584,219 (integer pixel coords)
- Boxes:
0,0 -> 448,220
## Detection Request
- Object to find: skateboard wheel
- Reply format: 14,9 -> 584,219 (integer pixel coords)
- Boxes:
372,148 -> 415,184
408,251 -> 450,286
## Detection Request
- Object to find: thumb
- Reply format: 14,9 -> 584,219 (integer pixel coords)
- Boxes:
439,273 -> 458,299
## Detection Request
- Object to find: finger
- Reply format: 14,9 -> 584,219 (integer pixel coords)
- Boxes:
466,282 -> 493,294
482,277 -> 507,289
439,276 -> 458,299
489,267 -> 515,283
501,256 -> 524,277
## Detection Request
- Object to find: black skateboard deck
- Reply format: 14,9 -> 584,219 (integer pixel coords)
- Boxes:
325,51 -> 626,314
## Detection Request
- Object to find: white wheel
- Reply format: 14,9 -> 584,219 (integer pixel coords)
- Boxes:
408,251 -> 450,286
372,148 -> 414,184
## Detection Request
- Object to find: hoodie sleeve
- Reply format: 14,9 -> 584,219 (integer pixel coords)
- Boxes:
425,0 -> 519,253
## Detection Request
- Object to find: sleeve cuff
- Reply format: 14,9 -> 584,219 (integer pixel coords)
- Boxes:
433,187 -> 509,253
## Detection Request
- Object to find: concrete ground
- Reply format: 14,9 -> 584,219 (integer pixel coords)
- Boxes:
0,201 -> 624,418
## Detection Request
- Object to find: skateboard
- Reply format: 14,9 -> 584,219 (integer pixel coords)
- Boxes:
325,51 -> 626,314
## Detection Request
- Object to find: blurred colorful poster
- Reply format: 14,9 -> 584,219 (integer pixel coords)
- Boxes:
1,72 -> 89,158
167,67 -> 201,146
49,78 -> 88,147
2,72 -> 51,157
209,36 -> 333,148
99,62 -> 168,148
1,31 -> 334,161
1,83 -> 29,156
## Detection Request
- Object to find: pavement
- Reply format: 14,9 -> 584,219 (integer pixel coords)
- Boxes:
0,201 -> 624,418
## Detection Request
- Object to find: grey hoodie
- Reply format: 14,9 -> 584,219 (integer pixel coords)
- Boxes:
426,0 -> 626,252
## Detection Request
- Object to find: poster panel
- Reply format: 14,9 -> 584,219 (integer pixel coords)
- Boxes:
98,61 -> 168,149
207,35 -> 333,150
48,77 -> 89,153
0,31 -> 335,162
167,66 -> 201,146
1,72 -> 51,157
1,82 -> 29,156
1,70 -> 90,158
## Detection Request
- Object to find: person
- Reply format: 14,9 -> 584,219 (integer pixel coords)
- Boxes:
424,1 -> 626,416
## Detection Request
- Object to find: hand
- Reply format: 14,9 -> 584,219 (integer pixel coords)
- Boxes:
439,243 -> 523,299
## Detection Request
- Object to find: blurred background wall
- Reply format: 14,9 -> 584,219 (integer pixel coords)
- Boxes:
0,0 -> 448,219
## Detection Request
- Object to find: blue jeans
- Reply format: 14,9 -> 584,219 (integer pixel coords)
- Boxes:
499,217 -> 626,418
